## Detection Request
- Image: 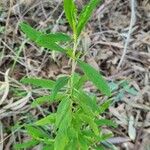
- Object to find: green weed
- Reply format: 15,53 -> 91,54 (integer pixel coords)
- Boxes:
15,0 -> 117,149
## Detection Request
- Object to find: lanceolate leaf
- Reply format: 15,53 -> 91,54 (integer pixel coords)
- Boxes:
25,125 -> 49,139
64,0 -> 77,31
77,0 -> 102,37
43,145 -> 54,150
74,93 -> 95,117
54,99 -> 72,150
55,97 -> 71,128
78,134 -> 89,150
14,140 -> 39,150
32,95 -> 53,107
79,114 -> 99,136
21,77 -> 55,89
54,128 -> 68,150
74,75 -> 88,89
35,113 -> 56,126
35,36 -> 65,52
20,22 -> 69,52
99,100 -> 112,114
95,119 -> 117,128
32,94 -> 64,107
78,60 -> 111,96
65,139 -> 78,150
42,33 -> 71,42
20,22 -> 41,41
50,76 -> 69,100
65,127 -> 78,150
75,90 -> 99,113
80,102 -> 95,117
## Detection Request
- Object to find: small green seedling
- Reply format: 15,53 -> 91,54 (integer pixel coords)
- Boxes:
15,0 -> 117,149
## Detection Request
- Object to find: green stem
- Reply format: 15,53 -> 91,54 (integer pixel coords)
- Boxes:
70,33 -> 78,96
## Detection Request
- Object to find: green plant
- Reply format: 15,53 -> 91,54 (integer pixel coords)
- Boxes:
15,0 -> 117,149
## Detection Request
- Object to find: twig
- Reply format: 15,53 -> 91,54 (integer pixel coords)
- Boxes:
0,0 -> 14,66
117,0 -> 136,69
95,0 -> 113,15
0,122 -> 3,150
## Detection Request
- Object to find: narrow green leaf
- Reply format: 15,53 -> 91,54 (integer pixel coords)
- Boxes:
81,129 -> 96,140
70,73 -> 87,90
77,0 -> 102,36
31,93 -> 65,107
59,108 -> 72,130
31,95 -> 53,107
71,73 -> 81,86
81,129 -> 100,144
55,97 -> 71,128
65,139 -> 78,150
82,130 -> 112,144
66,127 -> 78,150
78,60 -> 111,96
42,138 -> 54,145
35,114 -> 56,126
35,35 -> 66,52
64,0 -> 77,31
50,76 -> 69,100
73,112 -> 83,130
20,22 -> 40,41
43,145 -> 54,150
74,93 -> 95,117
74,75 -> 88,89
54,129 -> 68,150
14,140 -> 39,150
25,125 -> 49,139
21,77 -> 55,89
79,114 -> 99,136
82,129 -> 104,144
42,32 -> 71,42
75,90 -> 99,113
95,119 -> 117,128
20,22 -> 66,52
78,134 -> 89,150
99,100 -> 112,114
54,103 -> 72,150
67,126 -> 78,139
80,102 -> 95,117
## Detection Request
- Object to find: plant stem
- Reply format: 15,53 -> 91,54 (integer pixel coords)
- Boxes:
70,35 -> 78,95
